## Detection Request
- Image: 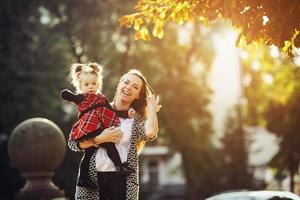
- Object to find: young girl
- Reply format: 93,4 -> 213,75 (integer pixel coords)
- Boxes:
61,63 -> 133,190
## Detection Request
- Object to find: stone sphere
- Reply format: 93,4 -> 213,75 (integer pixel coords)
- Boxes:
8,118 -> 66,173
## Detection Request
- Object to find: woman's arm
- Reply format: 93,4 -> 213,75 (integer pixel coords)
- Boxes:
145,96 -> 161,140
78,138 -> 95,149
78,126 -> 123,149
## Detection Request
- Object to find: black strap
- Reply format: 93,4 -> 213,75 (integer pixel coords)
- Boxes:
115,110 -> 129,118
77,127 -> 105,141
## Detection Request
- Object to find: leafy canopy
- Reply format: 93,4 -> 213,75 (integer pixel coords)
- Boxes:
241,42 -> 300,190
119,0 -> 300,55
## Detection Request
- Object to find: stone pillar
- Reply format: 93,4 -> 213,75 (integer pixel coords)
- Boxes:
8,118 -> 66,200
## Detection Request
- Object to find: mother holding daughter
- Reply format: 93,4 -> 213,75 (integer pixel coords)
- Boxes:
66,63 -> 160,200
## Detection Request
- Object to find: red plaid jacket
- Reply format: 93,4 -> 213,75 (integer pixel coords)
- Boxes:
69,93 -> 120,141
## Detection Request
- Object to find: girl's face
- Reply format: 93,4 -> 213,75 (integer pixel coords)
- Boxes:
117,74 -> 143,104
79,73 -> 99,94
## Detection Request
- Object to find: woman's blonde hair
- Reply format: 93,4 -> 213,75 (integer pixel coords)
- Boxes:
69,62 -> 103,93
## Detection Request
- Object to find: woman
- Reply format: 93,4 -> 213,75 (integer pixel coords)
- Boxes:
68,69 -> 160,200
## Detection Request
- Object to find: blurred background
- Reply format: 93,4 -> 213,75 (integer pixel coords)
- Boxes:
1,1 -> 300,200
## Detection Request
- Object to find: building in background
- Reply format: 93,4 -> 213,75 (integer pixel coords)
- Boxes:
139,146 -> 186,200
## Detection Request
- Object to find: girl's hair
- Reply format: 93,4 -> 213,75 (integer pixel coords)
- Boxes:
117,69 -> 155,119
69,62 -> 103,93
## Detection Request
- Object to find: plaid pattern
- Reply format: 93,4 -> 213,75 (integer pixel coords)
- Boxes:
69,94 -> 120,140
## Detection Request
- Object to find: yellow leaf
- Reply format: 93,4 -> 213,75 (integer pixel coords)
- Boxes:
134,31 -> 142,40
139,26 -> 150,41
177,19 -> 184,25
119,15 -> 129,27
199,16 -> 209,26
152,19 -> 164,38
159,10 -> 166,19
282,41 -> 291,54
134,18 -> 143,31
157,26 -> 164,39
119,15 -> 135,28
183,10 -> 189,20
134,26 -> 150,41
170,11 -> 176,19
175,12 -> 184,25
175,3 -> 184,12
152,24 -> 158,37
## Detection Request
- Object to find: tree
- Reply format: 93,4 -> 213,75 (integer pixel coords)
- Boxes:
1,0 -> 221,199
114,20 -> 219,199
241,42 -> 300,191
1,0 -> 141,198
50,2 -> 220,198
219,106 -> 255,190
119,0 -> 300,55
148,23 -> 220,199
265,89 -> 300,191
0,1 -> 72,198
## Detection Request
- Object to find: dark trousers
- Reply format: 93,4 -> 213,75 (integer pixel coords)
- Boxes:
78,143 -> 122,186
97,172 -> 126,200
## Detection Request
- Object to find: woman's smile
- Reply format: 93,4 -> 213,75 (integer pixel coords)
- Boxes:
121,89 -> 131,96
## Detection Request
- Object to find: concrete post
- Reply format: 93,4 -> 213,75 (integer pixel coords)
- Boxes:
8,118 -> 66,200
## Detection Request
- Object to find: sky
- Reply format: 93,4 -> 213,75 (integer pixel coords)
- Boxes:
208,29 -> 281,178
208,28 -> 241,139
178,23 -> 242,139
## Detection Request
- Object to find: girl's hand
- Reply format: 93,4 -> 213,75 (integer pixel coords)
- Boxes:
94,126 -> 123,145
146,95 -> 162,113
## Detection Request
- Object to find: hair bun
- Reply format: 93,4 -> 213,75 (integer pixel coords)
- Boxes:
87,63 -> 102,74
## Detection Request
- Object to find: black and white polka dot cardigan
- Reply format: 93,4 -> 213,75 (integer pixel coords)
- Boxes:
68,115 -> 151,200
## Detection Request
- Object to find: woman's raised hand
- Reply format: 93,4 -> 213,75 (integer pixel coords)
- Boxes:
144,95 -> 160,139
146,95 -> 161,113
94,126 -> 123,145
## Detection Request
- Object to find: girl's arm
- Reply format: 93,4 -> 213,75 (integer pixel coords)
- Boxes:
60,89 -> 84,104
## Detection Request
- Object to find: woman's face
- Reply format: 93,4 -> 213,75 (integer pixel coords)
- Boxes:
117,74 -> 143,104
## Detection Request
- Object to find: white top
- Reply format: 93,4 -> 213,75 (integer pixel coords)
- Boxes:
95,118 -> 134,172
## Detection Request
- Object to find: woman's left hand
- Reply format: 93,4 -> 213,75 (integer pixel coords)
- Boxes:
145,95 -> 160,139
146,95 -> 162,113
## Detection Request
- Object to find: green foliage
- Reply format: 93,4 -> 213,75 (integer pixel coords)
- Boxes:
242,43 -> 299,126
219,106 -> 256,190
0,0 -> 252,199
265,86 -> 300,191
120,0 -> 300,55
116,20 -> 219,198
0,0 -> 71,134
241,42 -> 300,191
0,1 -> 72,199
